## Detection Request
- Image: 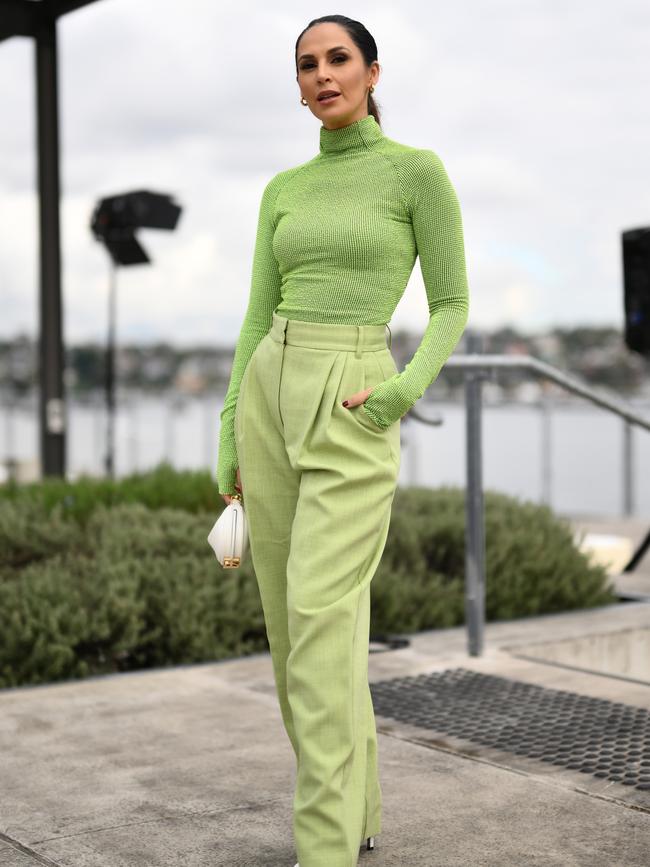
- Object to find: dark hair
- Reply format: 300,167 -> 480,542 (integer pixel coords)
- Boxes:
295,15 -> 381,127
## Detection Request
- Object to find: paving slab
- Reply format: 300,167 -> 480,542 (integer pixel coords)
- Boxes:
2,599 -> 650,865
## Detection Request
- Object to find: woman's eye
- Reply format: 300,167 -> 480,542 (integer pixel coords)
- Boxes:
300,55 -> 346,71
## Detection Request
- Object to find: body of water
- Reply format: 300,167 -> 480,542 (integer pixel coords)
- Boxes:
2,390 -> 649,517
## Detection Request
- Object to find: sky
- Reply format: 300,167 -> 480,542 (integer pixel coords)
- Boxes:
0,0 -> 648,347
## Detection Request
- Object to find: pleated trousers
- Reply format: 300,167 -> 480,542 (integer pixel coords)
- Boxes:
234,311 -> 401,867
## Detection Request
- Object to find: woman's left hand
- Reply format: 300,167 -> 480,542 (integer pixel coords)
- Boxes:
342,386 -> 373,409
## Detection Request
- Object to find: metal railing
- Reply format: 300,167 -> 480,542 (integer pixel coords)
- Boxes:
434,333 -> 650,657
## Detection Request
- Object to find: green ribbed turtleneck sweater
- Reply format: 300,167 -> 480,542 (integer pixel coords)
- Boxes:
217,113 -> 469,495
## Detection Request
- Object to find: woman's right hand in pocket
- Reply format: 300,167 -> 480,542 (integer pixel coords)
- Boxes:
222,466 -> 243,505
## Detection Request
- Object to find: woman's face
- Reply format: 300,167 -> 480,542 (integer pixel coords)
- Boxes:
296,22 -> 379,129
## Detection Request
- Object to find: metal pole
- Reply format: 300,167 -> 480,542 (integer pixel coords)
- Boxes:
164,393 -> 175,465
622,419 -> 633,516
105,259 -> 116,478
93,392 -> 103,473
128,392 -> 138,474
541,389 -> 552,506
3,387 -> 16,483
35,19 -> 65,477
464,331 -> 486,656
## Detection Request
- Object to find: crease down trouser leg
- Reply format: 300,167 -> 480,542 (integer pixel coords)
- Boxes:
286,468 -> 394,867
234,313 -> 400,867
235,334 -> 301,758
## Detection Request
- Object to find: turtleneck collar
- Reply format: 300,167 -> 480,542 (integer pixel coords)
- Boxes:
319,113 -> 384,156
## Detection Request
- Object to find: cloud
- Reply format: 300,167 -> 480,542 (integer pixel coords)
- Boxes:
1,0 -> 649,345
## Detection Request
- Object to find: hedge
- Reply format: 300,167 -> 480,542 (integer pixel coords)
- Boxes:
0,465 -> 616,688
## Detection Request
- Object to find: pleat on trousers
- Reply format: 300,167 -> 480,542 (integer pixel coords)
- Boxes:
234,310 -> 401,867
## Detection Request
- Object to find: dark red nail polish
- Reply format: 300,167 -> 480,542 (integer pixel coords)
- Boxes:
342,400 -> 348,407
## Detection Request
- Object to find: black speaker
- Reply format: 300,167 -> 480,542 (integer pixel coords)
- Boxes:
622,226 -> 650,356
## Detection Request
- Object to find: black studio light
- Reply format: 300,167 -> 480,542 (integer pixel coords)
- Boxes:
90,190 -> 183,477
90,190 -> 183,265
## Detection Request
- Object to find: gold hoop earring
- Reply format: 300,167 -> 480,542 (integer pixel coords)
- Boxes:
369,85 -> 375,93
300,96 -> 308,105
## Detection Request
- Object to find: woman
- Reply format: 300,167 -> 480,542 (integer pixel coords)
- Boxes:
216,14 -> 470,867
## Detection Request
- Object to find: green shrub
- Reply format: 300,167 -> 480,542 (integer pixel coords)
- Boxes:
0,502 -> 266,688
0,462 -> 222,523
1,550 -> 146,686
0,470 -> 617,689
0,498 -> 83,571
371,486 -> 615,634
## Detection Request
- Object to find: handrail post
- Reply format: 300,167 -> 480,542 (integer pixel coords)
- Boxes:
622,419 -> 633,516
464,331 -> 486,656
541,389 -> 552,506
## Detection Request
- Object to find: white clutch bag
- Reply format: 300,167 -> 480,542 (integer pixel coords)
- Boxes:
207,494 -> 249,568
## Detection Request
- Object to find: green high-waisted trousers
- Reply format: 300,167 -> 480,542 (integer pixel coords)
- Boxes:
234,311 -> 401,867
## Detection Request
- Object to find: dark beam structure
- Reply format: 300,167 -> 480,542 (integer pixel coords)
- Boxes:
1,0 -> 103,477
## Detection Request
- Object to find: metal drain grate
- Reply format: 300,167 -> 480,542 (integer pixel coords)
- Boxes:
370,668 -> 650,792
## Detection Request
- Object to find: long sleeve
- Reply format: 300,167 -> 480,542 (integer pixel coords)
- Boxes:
361,149 -> 470,429
216,172 -> 285,495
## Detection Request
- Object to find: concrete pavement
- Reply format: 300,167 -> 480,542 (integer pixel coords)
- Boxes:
2,594 -> 650,866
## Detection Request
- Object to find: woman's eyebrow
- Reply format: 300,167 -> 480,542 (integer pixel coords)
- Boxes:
298,45 -> 350,61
